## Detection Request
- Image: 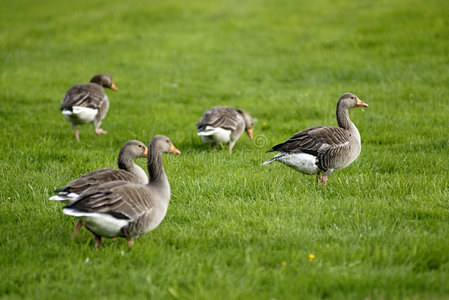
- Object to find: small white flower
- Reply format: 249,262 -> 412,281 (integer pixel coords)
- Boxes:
85,258 -> 90,263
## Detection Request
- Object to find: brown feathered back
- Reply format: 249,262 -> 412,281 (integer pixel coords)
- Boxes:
197,106 -> 242,131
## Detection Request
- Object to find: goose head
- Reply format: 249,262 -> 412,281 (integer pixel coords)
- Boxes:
236,108 -> 255,140
117,140 -> 148,170
119,140 -> 148,159
90,74 -> 118,91
150,135 -> 181,155
338,93 -> 368,109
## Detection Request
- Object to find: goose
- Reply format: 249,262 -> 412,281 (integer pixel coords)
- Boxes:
50,140 -> 148,238
62,135 -> 180,249
197,106 -> 254,153
60,74 -> 118,142
263,93 -> 368,186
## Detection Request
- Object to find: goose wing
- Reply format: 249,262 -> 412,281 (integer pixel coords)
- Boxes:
65,182 -> 154,222
197,107 -> 240,131
54,168 -> 139,194
266,126 -> 351,156
60,83 -> 106,111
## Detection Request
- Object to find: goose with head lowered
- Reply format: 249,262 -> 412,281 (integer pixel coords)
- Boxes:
197,106 -> 254,153
50,140 -> 148,237
62,135 -> 180,249
263,93 -> 368,186
60,73 -> 118,142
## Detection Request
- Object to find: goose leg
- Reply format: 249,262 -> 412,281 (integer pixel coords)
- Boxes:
93,119 -> 106,135
211,145 -> 216,152
84,226 -> 102,249
320,175 -> 328,187
128,239 -> 134,248
71,219 -> 83,239
93,234 -> 102,249
74,127 -> 80,142
95,128 -> 107,135
316,173 -> 328,187
228,141 -> 236,154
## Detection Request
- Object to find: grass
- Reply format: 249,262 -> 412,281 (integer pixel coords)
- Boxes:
1,0 -> 449,298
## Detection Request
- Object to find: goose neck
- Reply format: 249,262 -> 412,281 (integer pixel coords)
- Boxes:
147,148 -> 166,184
117,156 -> 133,171
336,102 -> 353,130
336,102 -> 361,142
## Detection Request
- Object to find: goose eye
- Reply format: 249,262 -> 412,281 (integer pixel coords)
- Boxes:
351,96 -> 354,99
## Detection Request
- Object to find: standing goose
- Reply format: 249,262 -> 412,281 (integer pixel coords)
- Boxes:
263,93 -> 368,186
60,74 -> 118,142
50,140 -> 148,237
62,135 -> 180,249
197,106 -> 254,153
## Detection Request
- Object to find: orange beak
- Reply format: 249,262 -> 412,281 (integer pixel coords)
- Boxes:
143,146 -> 148,157
169,143 -> 181,155
356,99 -> 368,107
247,128 -> 254,140
110,83 -> 118,91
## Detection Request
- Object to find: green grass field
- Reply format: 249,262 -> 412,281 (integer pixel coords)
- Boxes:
1,0 -> 449,298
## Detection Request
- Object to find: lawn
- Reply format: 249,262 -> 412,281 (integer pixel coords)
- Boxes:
1,0 -> 449,298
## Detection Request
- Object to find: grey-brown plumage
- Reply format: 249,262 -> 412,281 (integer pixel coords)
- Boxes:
263,93 -> 368,186
62,135 -> 181,249
51,140 -> 148,202
60,74 -> 118,142
197,106 -> 254,153
50,140 -> 148,238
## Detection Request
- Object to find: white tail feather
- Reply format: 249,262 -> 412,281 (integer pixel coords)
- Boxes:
263,158 -> 276,165
49,193 -> 80,205
62,208 -> 89,217
198,126 -> 232,143
49,195 -> 67,201
62,106 -> 98,124
197,130 -> 214,136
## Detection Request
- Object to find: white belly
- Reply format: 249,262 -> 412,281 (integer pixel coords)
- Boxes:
62,106 -> 98,125
198,126 -> 232,144
63,209 -> 128,238
276,152 -> 319,175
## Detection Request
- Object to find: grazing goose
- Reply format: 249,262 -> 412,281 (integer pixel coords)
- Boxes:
263,93 -> 368,186
197,106 -> 254,153
50,140 -> 148,237
60,74 -> 118,142
62,135 -> 180,249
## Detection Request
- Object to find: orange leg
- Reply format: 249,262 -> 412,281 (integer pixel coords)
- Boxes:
74,127 -> 80,142
84,225 -> 102,249
95,128 -> 107,135
316,173 -> 328,187
228,141 -> 236,154
71,219 -> 83,239
321,175 -> 328,187
94,234 -> 102,249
